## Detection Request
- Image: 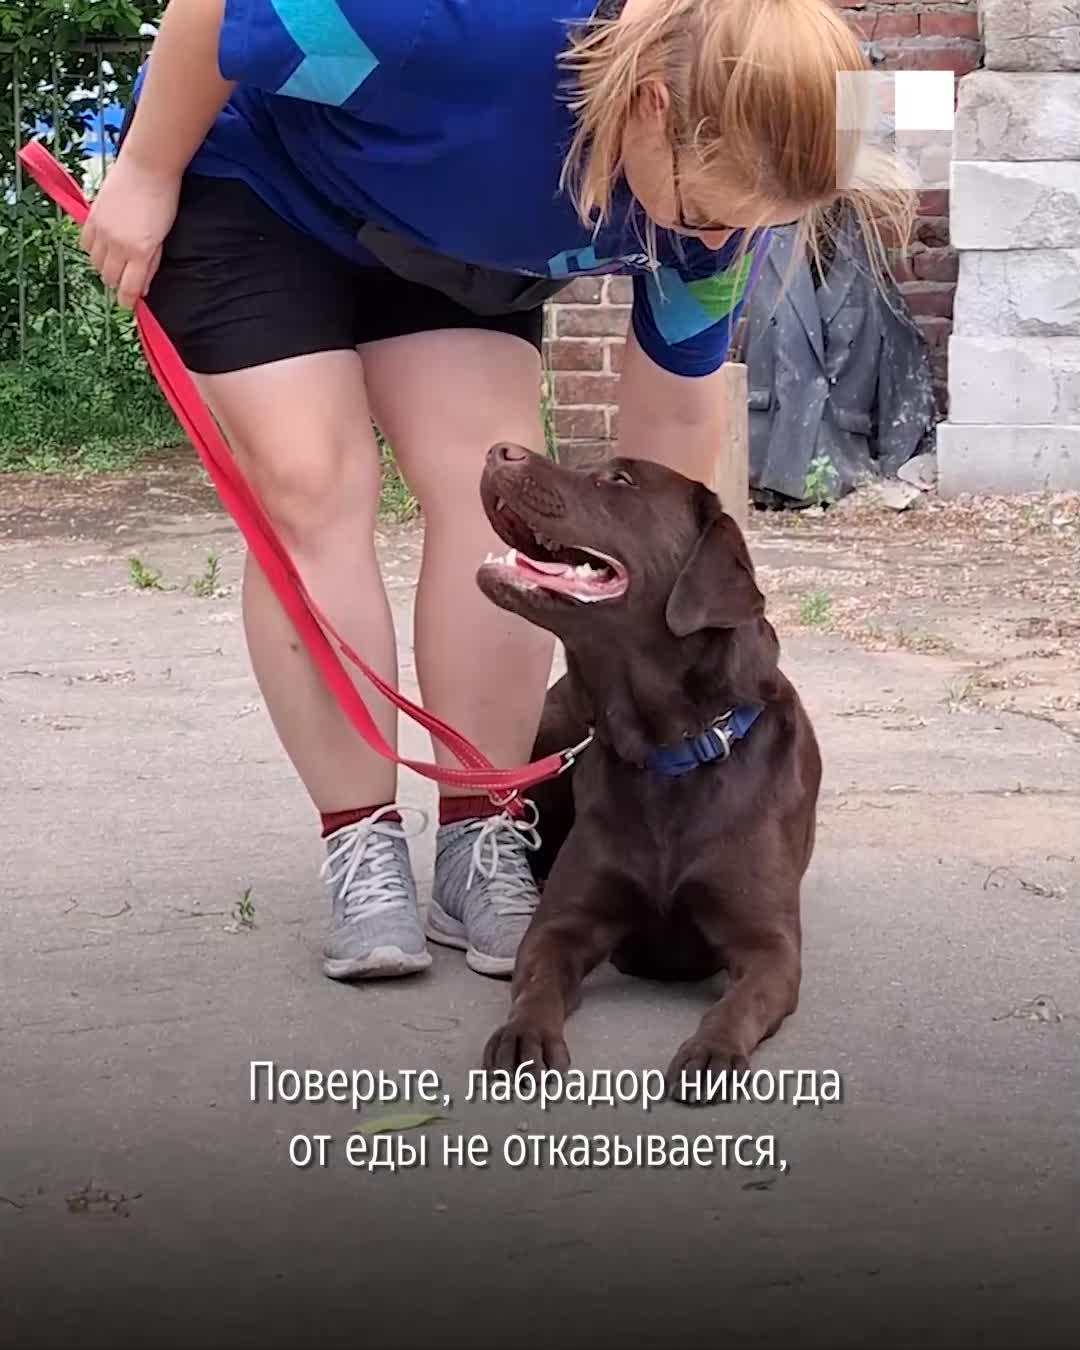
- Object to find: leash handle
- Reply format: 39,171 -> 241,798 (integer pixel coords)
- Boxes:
17,142 -> 572,798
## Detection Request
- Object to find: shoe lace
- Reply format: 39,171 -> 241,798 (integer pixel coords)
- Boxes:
465,805 -> 542,918
320,806 -> 428,921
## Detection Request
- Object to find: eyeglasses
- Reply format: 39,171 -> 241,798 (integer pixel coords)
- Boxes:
670,139 -> 731,236
669,142 -> 800,239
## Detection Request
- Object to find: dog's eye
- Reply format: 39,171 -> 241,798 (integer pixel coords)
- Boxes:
605,469 -> 636,488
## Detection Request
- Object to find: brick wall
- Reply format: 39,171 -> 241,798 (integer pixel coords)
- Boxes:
544,275 -> 633,448
544,0 -> 983,451
839,0 -> 981,413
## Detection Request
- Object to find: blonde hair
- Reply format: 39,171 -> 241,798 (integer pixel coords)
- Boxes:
558,0 -> 914,277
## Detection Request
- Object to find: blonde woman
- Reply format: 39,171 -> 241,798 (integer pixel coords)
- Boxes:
82,0 -> 903,983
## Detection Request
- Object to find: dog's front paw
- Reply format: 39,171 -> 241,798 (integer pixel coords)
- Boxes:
482,1019 -> 571,1076
665,1037 -> 749,1106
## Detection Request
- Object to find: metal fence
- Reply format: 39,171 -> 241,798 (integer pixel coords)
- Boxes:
1,38 -> 149,365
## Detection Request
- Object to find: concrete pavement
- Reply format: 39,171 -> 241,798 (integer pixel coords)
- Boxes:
1,467 -> 1077,1349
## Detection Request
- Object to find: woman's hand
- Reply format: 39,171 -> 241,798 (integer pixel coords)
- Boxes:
80,156 -> 180,310
77,0 -> 235,309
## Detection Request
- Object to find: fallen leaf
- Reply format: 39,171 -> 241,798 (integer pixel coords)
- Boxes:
64,1183 -> 142,1217
993,995 -> 1063,1025
353,1110 -> 447,1136
1019,877 -> 1066,900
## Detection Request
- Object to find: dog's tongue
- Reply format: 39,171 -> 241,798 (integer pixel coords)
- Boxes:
495,547 -> 616,601
517,555 -> 571,577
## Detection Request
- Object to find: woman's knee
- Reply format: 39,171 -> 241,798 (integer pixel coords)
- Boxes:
196,356 -> 381,552
363,329 -> 543,521
247,435 -> 381,549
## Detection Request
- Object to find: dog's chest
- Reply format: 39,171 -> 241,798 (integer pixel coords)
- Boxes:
576,756 -> 752,914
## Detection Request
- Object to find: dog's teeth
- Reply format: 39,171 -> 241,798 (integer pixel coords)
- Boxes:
506,548 -> 517,566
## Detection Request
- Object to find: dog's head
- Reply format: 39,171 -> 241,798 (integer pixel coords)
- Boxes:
478,442 -> 765,638
477,444 -> 780,738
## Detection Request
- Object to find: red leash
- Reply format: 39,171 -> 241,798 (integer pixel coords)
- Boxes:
18,142 -> 585,803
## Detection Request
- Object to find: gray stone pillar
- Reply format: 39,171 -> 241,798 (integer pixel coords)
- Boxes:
938,0 -> 1080,494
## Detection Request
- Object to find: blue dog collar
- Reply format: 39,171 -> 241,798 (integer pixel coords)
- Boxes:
644,704 -> 764,778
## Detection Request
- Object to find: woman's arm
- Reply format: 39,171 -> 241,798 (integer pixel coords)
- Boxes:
81,0 -> 234,307
616,326 -> 733,488
615,235 -> 769,489
119,0 -> 235,178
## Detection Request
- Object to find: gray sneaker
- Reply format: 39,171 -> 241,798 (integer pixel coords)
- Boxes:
320,806 -> 432,980
427,804 -> 542,978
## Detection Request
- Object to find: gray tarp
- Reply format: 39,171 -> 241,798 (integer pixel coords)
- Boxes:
739,209 -> 936,503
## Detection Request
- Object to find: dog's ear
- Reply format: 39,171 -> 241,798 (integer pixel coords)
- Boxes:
665,495 -> 765,637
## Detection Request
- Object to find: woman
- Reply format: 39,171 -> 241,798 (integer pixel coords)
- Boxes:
83,0 -> 901,983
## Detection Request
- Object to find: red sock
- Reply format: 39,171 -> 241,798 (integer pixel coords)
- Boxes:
320,804 -> 400,838
438,795 -> 502,827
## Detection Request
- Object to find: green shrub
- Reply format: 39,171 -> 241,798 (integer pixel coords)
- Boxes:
0,354 -> 179,471
0,2 -> 169,467
0,214 -> 180,469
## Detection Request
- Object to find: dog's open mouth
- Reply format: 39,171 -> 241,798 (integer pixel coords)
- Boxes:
481,497 -> 628,604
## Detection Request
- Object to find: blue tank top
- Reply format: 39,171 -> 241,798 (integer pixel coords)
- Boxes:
141,0 -> 771,376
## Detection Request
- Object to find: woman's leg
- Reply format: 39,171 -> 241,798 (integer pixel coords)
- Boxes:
195,350 -> 432,979
362,329 -> 554,774
362,328 -> 556,978
197,351 -> 396,808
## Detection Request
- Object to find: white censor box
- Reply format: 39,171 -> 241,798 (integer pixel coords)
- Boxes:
836,70 -> 956,192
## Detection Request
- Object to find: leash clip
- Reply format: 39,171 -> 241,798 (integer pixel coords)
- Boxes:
558,730 -> 595,774
488,731 -> 593,813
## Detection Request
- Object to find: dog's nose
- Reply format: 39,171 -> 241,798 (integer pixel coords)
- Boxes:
491,442 -> 529,464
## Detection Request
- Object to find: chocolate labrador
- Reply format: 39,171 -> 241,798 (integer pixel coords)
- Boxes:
475,442 -> 821,1103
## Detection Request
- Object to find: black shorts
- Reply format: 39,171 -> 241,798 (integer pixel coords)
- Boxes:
146,174 -> 552,375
